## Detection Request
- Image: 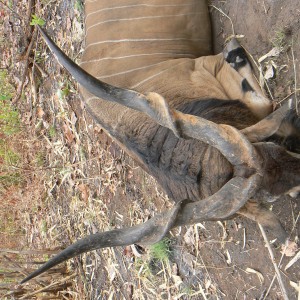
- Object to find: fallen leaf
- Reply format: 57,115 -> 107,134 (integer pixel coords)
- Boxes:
264,63 -> 275,80
66,17 -> 72,31
36,106 -> 45,118
105,264 -> 116,282
245,267 -> 264,284
78,183 -> 89,203
217,221 -> 228,240
126,284 -> 134,299
172,263 -> 178,275
286,186 -> 300,198
62,123 -> 75,144
225,249 -> 231,265
108,291 -> 115,300
258,47 -> 281,63
172,274 -> 183,288
123,246 -> 133,258
205,279 -> 212,290
127,169 -> 133,179
196,223 -> 206,230
282,241 -> 298,258
184,227 -> 195,245
285,249 -> 300,270
290,281 -> 300,293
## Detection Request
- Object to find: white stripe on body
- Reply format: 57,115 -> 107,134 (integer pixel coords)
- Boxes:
80,52 -> 195,65
86,13 -> 204,33
83,59 -> 188,91
96,61 -> 166,79
86,2 -> 199,19
85,38 -> 205,51
130,60 -> 188,89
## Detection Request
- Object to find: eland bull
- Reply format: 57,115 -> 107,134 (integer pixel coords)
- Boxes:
21,0 -> 300,283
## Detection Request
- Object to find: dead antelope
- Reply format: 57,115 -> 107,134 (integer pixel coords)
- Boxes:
21,0 -> 300,283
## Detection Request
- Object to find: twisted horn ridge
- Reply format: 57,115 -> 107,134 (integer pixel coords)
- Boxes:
22,26 -> 267,285
37,26 -> 261,171
242,100 -> 294,142
21,174 -> 259,283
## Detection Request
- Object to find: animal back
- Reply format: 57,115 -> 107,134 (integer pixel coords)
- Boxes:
81,0 -> 212,88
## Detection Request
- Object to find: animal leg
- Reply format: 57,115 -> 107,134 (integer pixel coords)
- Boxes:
223,39 -> 300,150
237,200 -> 288,244
223,39 -> 263,95
222,39 -> 273,118
194,53 -> 271,118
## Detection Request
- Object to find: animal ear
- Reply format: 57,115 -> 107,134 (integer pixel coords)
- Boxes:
38,26 -> 261,171
21,174 -> 259,284
241,101 -> 294,142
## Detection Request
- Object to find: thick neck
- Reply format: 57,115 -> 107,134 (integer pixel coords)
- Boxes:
114,99 -> 258,202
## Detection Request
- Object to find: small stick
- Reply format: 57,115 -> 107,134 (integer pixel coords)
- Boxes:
276,89 -> 300,104
0,0 -> 22,20
19,273 -> 77,299
291,41 -> 299,114
263,212 -> 300,299
26,0 -> 35,32
262,274 -> 276,300
243,47 -> 274,100
13,29 -> 38,104
258,224 -> 289,300
0,249 -> 59,255
3,255 -> 46,288
209,5 -> 235,36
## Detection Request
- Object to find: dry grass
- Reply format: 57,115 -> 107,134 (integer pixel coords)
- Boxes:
1,0 -> 299,299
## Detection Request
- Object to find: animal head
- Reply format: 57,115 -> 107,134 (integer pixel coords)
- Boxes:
21,1 -> 300,283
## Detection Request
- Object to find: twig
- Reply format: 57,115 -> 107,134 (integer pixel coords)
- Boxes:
33,61 -> 48,77
262,1 -> 268,14
2,255 -> 46,288
25,0 -> 36,110
29,67 -> 37,107
199,281 -> 208,300
0,0 -> 22,20
291,41 -> 299,114
3,255 -> 28,278
19,273 -> 77,299
275,89 -> 300,104
26,0 -> 35,32
243,47 -> 274,100
263,275 -> 276,300
263,212 -> 299,299
258,224 -> 289,300
209,5 -> 235,36
197,252 -> 226,296
0,249 -> 59,255
285,250 -> 300,271
13,29 -> 38,104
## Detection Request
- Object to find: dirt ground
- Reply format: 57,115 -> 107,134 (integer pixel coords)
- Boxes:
1,0 -> 299,299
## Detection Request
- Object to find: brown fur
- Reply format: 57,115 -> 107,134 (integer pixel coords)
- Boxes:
20,0 -> 300,284
80,0 -> 299,237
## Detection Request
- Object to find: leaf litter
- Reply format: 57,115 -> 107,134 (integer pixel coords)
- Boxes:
1,0 -> 300,299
